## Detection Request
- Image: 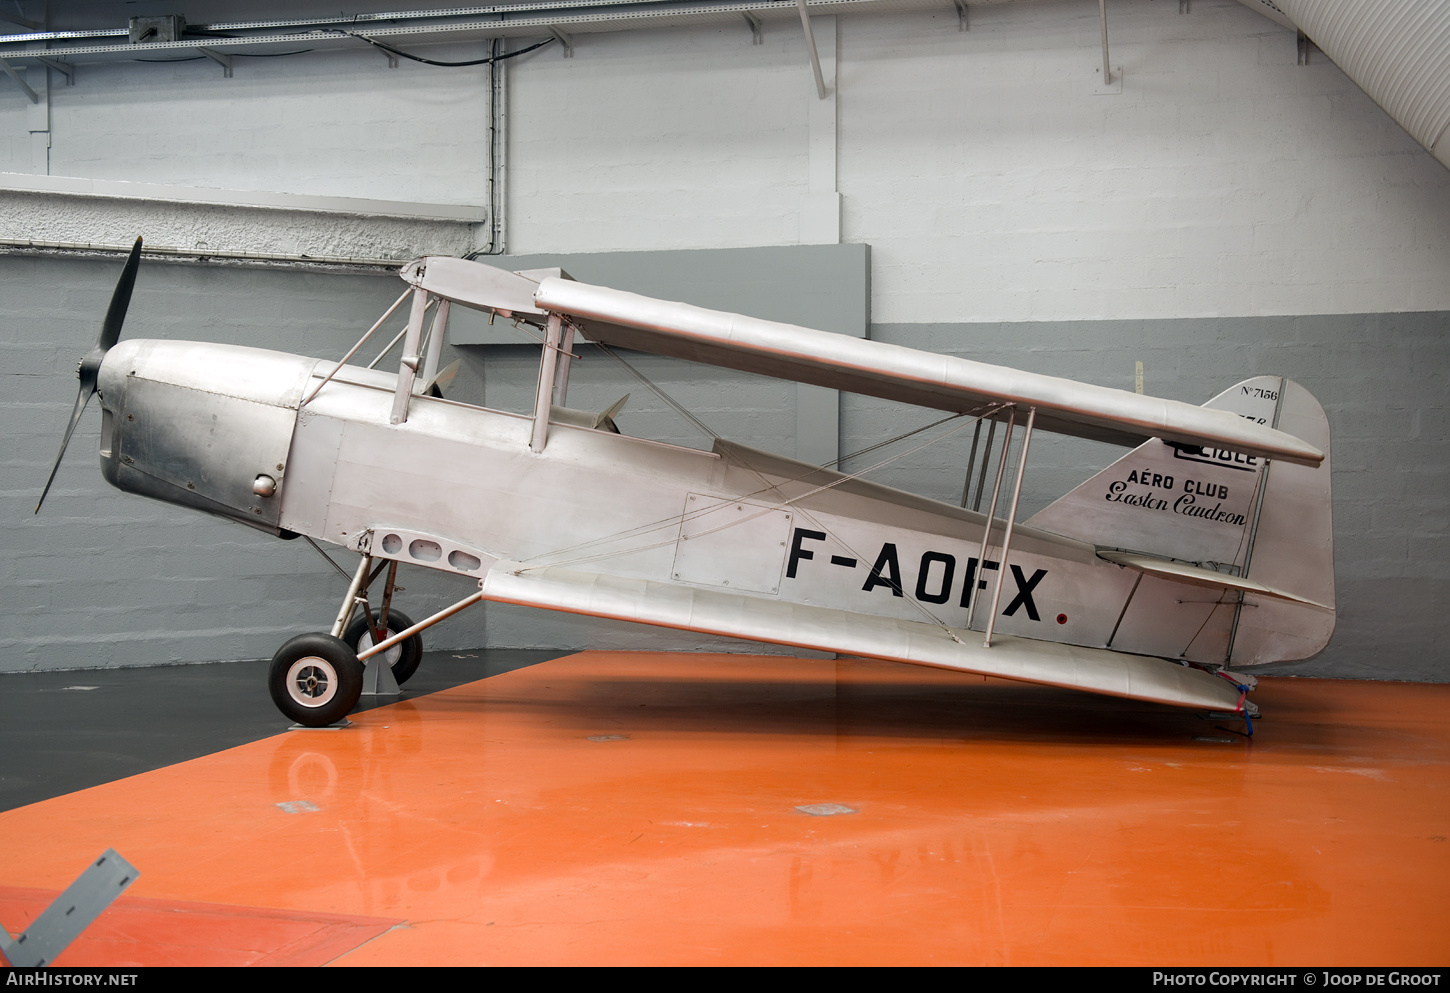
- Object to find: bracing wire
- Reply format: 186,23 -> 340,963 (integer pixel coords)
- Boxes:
517,403 -> 1006,581
594,342 -> 720,443
516,386 -> 998,571
512,324 -> 1015,644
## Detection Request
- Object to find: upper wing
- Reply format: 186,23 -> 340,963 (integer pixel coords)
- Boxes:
536,278 -> 1323,466
401,256 -> 1323,466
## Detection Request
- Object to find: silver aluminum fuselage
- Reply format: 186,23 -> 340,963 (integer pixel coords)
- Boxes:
91,339 -> 1314,688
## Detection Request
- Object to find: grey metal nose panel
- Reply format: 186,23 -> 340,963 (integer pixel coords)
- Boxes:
116,376 -> 299,528
96,340 -> 320,532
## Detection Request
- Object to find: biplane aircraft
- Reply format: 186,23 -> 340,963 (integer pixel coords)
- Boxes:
37,239 -> 1333,727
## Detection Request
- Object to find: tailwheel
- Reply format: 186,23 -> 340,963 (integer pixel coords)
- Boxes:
344,609 -> 422,685
269,633 -> 364,727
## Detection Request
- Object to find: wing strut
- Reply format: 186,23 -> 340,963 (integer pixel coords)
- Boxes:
959,416 -> 1000,512
357,589 -> 486,661
302,287 -> 412,407
981,406 -> 1037,648
552,319 -> 576,407
389,287 -> 431,424
531,313 -> 565,451
1224,375 -> 1288,662
965,408 -> 1015,629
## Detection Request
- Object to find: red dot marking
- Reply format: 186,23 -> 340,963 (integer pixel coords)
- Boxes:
1056,613 -> 1067,625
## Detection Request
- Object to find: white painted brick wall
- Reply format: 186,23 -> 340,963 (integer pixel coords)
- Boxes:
501,1 -> 1450,321
507,24 -> 810,252
41,47 -> 491,205
5,2 -> 1448,319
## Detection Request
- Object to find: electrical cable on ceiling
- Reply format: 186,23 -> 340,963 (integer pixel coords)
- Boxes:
133,28 -> 548,68
135,51 -> 314,62
337,31 -> 553,67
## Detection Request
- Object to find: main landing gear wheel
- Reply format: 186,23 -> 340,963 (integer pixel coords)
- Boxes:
269,633 -> 363,727
343,609 -> 422,685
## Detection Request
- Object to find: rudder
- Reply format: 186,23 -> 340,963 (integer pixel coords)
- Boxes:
1026,376 -> 1334,665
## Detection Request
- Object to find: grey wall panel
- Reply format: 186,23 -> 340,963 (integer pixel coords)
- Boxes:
4,255 -> 480,672
853,316 -> 1449,682
2,250 -> 854,671
450,243 -> 869,467
449,244 -> 870,344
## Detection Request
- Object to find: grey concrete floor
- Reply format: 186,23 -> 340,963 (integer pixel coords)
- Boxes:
0,649 -> 562,813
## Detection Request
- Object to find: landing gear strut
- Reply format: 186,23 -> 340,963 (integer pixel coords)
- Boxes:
266,543 -> 488,725
268,551 -> 423,726
341,559 -> 421,685
343,608 -> 422,685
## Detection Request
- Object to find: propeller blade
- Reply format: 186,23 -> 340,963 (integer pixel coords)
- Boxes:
423,358 -> 461,398
34,382 -> 96,515
591,394 -> 632,429
98,237 -> 142,352
35,237 -> 143,515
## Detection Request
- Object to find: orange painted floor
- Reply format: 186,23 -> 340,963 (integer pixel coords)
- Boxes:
1,651 -> 1447,967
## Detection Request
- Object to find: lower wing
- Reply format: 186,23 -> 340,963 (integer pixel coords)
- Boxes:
481,562 -> 1254,715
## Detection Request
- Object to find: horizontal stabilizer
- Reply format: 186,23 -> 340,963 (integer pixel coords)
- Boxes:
1098,550 -> 1332,610
481,561 -> 1253,715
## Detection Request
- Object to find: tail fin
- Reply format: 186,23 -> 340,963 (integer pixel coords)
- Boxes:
1027,376 -> 1334,664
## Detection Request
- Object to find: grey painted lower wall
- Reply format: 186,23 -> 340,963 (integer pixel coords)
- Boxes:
2,252 -> 844,671
4,254 -> 1445,681
857,317 -> 1449,682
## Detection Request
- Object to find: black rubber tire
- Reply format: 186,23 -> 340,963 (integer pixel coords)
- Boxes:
268,633 -> 364,727
343,609 -> 422,685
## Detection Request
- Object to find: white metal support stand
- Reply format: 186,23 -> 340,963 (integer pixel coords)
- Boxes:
1099,0 -> 1111,86
361,648 -> 402,696
360,558 -> 404,697
796,0 -> 828,99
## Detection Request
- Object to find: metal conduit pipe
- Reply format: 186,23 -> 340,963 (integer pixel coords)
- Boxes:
483,34 -> 509,256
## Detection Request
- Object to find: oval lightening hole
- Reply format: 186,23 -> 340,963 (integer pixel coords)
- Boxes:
381,533 -> 403,554
408,539 -> 442,562
448,550 -> 482,572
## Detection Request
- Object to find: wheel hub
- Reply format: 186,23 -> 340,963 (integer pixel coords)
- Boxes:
286,657 -> 337,707
358,628 -> 402,666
